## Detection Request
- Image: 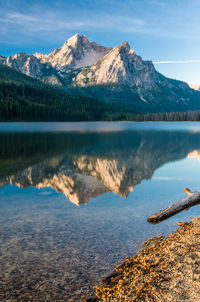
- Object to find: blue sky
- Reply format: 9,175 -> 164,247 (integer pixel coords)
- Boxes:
1,0 -> 200,83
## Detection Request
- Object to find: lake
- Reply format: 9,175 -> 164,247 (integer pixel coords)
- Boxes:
1,122 -> 200,301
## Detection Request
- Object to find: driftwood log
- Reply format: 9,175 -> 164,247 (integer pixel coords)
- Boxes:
148,188 -> 200,224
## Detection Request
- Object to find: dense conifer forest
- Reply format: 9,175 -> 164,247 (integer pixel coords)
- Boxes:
0,64 -> 112,121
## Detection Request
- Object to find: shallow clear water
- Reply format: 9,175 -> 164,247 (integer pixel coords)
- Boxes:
1,122 -> 200,301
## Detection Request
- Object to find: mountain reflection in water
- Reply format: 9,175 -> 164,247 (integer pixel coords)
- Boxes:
1,130 -> 200,205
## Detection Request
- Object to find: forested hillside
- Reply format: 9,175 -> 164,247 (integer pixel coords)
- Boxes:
0,64 -> 113,121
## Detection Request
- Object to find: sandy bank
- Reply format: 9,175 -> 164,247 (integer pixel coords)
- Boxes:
94,217 -> 200,302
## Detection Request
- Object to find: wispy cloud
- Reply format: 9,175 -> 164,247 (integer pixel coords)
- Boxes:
154,60 -> 200,64
1,11 -> 88,31
0,10 -> 146,33
0,7 -> 149,48
152,176 -> 183,181
1,0 -> 200,45
7,12 -> 39,22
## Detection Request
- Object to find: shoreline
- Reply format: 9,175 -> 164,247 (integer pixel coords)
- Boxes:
0,120 -> 200,123
94,217 -> 200,302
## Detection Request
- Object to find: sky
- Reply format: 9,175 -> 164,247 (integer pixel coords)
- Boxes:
0,0 -> 200,84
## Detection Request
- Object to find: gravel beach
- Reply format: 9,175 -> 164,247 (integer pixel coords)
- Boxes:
95,217 -> 200,302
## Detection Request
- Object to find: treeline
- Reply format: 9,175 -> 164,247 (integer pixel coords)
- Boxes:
0,81 -> 108,121
100,111 -> 200,121
1,80 -> 200,121
129,111 -> 200,121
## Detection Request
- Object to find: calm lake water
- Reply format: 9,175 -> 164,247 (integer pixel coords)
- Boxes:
1,122 -> 200,301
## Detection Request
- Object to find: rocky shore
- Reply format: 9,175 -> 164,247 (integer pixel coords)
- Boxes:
94,217 -> 200,302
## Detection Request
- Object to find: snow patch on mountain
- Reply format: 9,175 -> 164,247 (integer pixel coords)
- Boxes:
35,33 -> 111,70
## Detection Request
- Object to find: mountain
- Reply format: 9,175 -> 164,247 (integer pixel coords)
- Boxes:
0,52 -> 62,85
72,42 -> 200,112
1,33 -> 200,113
34,33 -> 111,70
0,34 -> 111,84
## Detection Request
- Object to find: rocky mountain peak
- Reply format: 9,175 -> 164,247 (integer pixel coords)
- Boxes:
117,41 -> 131,52
100,41 -> 132,63
0,33 -> 112,83
64,33 -> 89,48
37,33 -> 111,70
12,52 -> 27,60
65,33 -> 80,46
74,40 -> 158,90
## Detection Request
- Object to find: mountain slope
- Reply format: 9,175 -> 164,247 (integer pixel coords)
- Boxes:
73,42 -> 200,112
0,64 -> 111,121
0,52 -> 63,85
